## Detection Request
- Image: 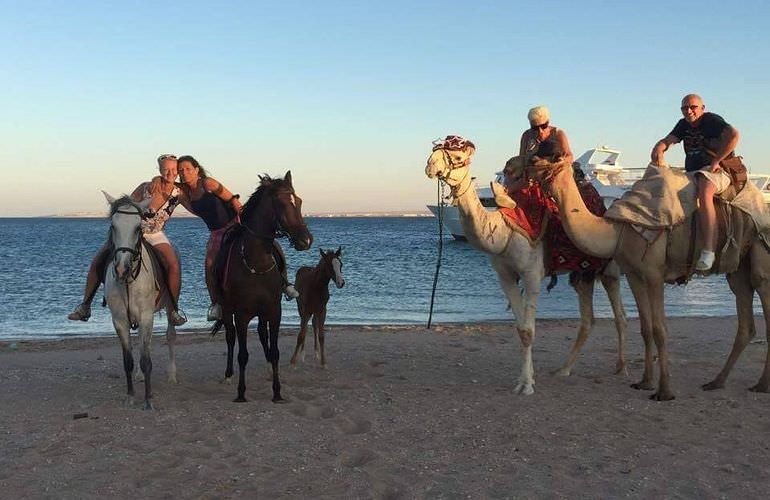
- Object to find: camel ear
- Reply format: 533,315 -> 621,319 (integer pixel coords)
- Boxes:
284,170 -> 293,186
102,190 -> 116,205
336,246 -> 342,256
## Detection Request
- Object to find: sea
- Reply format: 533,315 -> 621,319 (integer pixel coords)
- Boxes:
0,216 -> 751,341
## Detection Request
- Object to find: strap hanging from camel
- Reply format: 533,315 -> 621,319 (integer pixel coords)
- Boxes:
427,179 -> 446,329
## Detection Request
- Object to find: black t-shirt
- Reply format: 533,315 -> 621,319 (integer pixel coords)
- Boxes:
670,112 -> 731,172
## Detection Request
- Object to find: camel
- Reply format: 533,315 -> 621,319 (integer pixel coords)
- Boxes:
425,136 -> 628,395
532,159 -> 770,400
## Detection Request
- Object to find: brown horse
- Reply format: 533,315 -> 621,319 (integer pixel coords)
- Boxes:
213,172 -> 313,402
290,247 -> 346,368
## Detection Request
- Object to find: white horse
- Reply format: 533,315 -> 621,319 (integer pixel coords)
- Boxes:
103,192 -> 178,410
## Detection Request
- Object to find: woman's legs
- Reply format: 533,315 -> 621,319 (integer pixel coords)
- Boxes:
68,242 -> 111,321
152,242 -> 186,326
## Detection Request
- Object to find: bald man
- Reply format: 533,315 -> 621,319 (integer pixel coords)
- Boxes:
651,94 -> 740,271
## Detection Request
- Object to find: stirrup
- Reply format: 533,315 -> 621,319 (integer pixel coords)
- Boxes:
67,303 -> 91,322
284,284 -> 299,301
169,309 -> 187,326
207,304 -> 222,321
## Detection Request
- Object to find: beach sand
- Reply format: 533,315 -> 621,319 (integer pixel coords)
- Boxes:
1,317 -> 769,499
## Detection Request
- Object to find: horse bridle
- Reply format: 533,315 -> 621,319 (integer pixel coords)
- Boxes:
112,206 -> 144,282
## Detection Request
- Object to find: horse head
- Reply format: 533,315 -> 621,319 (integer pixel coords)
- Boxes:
320,246 -> 345,288
104,191 -> 150,282
425,135 -> 476,189
241,172 -> 313,251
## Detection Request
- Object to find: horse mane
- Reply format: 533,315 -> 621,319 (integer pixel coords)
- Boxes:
108,195 -> 142,217
240,174 -> 290,222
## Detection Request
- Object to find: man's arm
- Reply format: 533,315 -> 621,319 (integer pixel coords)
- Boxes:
651,134 -> 680,166
556,129 -> 574,165
708,125 -> 740,172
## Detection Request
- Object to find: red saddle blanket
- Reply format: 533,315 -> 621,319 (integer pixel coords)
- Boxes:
499,182 -> 609,273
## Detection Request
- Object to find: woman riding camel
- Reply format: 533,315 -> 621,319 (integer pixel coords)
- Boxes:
175,155 -> 298,322
68,154 -> 187,325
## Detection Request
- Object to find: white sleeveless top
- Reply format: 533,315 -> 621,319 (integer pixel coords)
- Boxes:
140,183 -> 181,235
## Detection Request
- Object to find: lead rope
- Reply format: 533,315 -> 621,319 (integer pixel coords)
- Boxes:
427,179 -> 446,329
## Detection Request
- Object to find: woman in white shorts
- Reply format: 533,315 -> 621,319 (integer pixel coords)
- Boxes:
67,154 -> 186,325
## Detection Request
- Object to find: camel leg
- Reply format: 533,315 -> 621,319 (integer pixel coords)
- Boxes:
626,273 -> 656,391
290,314 -> 310,366
703,260 -> 755,390
750,255 -> 770,393
554,276 -> 595,377
600,269 -> 629,376
648,280 -> 675,401
516,272 -> 541,395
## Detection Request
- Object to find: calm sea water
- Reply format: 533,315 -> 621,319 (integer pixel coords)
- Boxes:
0,216 -> 748,340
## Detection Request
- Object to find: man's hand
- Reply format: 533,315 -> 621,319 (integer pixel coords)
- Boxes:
709,160 -> 722,174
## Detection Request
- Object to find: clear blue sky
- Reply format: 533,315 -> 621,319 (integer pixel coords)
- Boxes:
2,0 -> 768,215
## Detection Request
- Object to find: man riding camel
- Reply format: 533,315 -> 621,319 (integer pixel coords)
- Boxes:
651,93 -> 741,271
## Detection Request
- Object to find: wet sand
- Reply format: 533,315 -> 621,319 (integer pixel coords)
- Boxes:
1,317 -> 769,498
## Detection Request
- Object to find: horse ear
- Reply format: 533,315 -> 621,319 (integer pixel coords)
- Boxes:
102,190 -> 116,205
284,170 -> 293,186
319,247 -> 324,257
336,246 -> 342,256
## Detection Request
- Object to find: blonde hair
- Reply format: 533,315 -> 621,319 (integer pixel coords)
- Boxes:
527,106 -> 550,125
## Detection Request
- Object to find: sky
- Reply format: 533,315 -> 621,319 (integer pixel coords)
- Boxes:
1,0 -> 769,216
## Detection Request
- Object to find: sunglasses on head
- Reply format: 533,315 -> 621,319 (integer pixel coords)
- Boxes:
531,121 -> 549,130
157,154 -> 177,162
680,105 -> 701,112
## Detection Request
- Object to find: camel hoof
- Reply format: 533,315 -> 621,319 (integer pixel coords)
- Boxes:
614,363 -> 629,377
514,383 -> 535,396
143,400 -> 155,411
702,380 -> 724,391
233,396 -> 247,403
748,383 -> 769,393
630,381 -> 655,391
649,391 -> 676,401
552,367 -> 571,377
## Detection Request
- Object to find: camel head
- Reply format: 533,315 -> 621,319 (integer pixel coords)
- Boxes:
425,135 -> 476,187
526,156 -> 573,195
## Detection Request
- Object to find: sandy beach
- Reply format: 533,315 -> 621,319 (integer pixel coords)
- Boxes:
1,317 -> 769,499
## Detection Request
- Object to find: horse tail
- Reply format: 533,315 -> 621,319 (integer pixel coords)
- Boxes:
546,274 -> 558,292
210,320 -> 224,336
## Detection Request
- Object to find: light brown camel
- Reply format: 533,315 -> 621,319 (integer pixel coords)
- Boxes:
425,136 -> 628,395
533,160 -> 770,400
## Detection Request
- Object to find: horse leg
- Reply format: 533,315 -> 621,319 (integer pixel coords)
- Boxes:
234,313 -> 250,402
268,318 -> 285,403
626,272 -> 656,391
600,267 -> 629,376
704,259 -> 755,390
138,316 -> 154,410
258,319 -> 273,380
318,306 -> 328,368
115,321 -> 134,407
554,275 -> 595,377
290,313 -> 310,366
165,314 -> 178,384
222,308 -> 236,384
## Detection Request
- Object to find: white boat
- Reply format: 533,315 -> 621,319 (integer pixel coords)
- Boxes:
428,147 -> 770,240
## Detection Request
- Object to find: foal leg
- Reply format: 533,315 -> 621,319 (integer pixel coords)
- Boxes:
234,314 -> 250,403
317,307 -> 328,368
703,260 -> 755,390
312,314 -> 321,362
290,313 -> 310,366
554,276 -> 595,377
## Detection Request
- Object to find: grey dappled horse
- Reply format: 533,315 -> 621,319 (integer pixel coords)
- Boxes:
103,192 -> 178,410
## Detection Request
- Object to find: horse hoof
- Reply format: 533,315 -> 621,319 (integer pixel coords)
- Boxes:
552,367 -> 571,377
123,397 -> 134,408
221,377 -> 233,385
702,380 -> 724,391
514,383 -> 534,396
168,375 -> 178,384
272,396 -> 287,404
649,391 -> 675,401
143,400 -> 155,411
748,383 -> 769,393
233,396 -> 247,403
630,381 -> 654,391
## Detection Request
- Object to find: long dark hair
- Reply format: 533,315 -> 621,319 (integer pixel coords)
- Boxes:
177,155 -> 209,178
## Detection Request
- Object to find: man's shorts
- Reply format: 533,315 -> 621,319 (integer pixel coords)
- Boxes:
695,167 -> 731,194
143,231 -> 171,247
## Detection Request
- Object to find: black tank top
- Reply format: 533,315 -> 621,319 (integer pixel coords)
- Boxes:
525,127 -> 563,159
190,190 -> 236,231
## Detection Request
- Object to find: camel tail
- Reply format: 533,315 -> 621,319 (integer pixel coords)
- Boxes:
210,320 -> 224,336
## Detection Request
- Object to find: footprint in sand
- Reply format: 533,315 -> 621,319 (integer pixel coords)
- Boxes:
335,415 -> 372,435
339,448 -> 378,468
289,402 -> 334,420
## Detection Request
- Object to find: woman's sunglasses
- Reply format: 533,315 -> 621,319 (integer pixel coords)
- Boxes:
531,121 -> 549,130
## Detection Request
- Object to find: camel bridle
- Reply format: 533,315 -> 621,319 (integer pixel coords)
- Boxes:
434,147 -> 472,198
